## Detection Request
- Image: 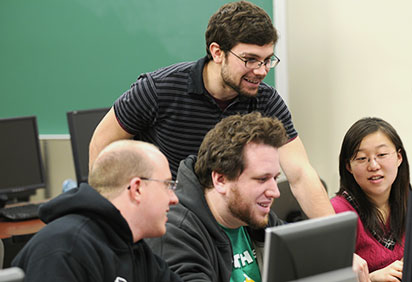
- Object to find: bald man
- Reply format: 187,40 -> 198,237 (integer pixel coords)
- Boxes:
12,140 -> 182,282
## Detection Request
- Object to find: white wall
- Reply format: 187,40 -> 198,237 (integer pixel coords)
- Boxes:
31,138 -> 76,202
284,0 -> 412,195
34,0 -> 412,200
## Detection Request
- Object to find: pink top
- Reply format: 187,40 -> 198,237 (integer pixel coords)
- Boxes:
330,195 -> 404,272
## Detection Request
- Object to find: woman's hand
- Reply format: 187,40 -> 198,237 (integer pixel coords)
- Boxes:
353,253 -> 371,282
369,259 -> 403,282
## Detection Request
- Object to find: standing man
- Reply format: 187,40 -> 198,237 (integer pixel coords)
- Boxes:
89,1 -> 334,218
12,140 -> 182,282
147,112 -> 287,281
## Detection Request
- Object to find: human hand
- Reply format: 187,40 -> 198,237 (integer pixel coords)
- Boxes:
353,253 -> 371,282
369,260 -> 403,282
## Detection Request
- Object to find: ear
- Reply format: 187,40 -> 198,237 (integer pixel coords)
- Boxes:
397,149 -> 403,168
346,162 -> 353,174
211,171 -> 228,195
209,42 -> 224,64
128,177 -> 143,204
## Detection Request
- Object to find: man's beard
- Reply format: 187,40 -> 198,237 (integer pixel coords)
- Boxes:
227,184 -> 269,229
221,65 -> 259,98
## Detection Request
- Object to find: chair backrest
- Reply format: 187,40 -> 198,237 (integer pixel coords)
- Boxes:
0,267 -> 24,282
0,239 -> 4,269
271,179 -> 328,222
2,234 -> 34,269
66,107 -> 110,185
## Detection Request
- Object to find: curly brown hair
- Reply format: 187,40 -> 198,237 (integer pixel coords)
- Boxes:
195,112 -> 287,189
205,1 -> 278,60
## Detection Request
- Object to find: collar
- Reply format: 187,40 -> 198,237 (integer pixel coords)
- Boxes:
188,56 -> 210,95
342,191 -> 396,250
187,56 -> 258,106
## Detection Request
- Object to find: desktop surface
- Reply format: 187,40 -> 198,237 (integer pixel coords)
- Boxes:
0,218 -> 45,268
0,219 -> 45,240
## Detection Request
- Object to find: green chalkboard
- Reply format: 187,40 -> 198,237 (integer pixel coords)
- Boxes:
0,0 -> 273,134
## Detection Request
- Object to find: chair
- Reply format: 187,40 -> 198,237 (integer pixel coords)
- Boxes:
2,234 -> 34,269
0,239 -> 4,269
271,179 -> 328,222
0,267 -> 24,282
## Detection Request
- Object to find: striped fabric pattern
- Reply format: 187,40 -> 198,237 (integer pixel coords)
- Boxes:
114,57 -> 297,177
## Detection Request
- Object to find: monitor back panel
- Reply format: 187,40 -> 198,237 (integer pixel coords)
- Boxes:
262,211 -> 358,282
67,107 -> 110,185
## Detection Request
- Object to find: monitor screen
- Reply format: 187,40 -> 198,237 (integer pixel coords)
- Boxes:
402,188 -> 412,282
262,211 -> 358,282
67,107 -> 110,185
0,116 -> 45,202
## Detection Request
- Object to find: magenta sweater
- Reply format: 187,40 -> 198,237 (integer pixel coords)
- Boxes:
330,195 -> 404,272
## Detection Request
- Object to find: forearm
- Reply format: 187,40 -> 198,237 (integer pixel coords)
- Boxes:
279,137 -> 335,218
289,168 -> 334,218
88,107 -> 133,170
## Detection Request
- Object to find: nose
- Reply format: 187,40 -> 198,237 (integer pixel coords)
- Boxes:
265,178 -> 280,199
253,64 -> 269,77
367,157 -> 380,170
169,190 -> 179,205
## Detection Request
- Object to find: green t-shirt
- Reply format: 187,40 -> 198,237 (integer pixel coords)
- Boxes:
221,225 -> 261,282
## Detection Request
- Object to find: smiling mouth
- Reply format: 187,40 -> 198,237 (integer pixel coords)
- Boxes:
368,176 -> 383,181
258,202 -> 271,208
244,77 -> 260,84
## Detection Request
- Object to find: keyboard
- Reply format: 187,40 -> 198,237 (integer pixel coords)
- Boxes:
0,203 -> 42,221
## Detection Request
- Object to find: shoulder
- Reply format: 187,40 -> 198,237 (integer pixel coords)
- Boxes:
145,61 -> 195,81
24,214 -> 105,259
166,204 -> 208,237
12,216 -> 98,279
256,82 -> 281,101
330,195 -> 355,213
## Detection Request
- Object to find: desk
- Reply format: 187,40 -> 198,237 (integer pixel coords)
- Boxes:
0,219 -> 45,268
0,219 -> 45,240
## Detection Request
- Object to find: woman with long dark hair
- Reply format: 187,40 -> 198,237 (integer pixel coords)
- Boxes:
331,117 -> 410,281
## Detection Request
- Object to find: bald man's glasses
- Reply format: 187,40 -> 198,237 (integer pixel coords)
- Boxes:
141,177 -> 178,191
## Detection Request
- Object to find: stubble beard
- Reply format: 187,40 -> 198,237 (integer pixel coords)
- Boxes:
227,184 -> 269,229
221,65 -> 259,98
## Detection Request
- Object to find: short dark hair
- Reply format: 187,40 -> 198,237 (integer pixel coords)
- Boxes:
205,1 -> 278,60
337,117 -> 410,242
195,112 -> 287,189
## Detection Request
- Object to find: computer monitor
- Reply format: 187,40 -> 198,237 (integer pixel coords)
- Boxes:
0,116 -> 45,203
67,107 -> 110,185
402,189 -> 412,282
262,211 -> 358,282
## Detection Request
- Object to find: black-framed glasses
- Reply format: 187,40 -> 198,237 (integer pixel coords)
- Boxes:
141,177 -> 178,191
229,50 -> 280,69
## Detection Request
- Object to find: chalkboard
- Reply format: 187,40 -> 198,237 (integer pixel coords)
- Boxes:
0,0 -> 273,134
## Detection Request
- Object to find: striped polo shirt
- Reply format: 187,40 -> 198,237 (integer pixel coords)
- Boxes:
114,56 -> 297,178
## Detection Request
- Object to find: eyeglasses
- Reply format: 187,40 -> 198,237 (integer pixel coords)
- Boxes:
140,177 -> 178,191
127,178 -> 178,191
228,50 -> 280,69
350,151 -> 397,166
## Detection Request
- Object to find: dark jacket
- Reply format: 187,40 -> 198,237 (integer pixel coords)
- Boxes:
147,155 -> 284,282
12,183 -> 182,282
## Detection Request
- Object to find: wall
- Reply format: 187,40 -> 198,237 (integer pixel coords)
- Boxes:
30,138 -> 76,201
285,0 -> 412,195
1,0 -> 274,200
0,0 -> 274,135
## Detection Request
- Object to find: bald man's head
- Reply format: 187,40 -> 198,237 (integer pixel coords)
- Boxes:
88,140 -> 165,197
